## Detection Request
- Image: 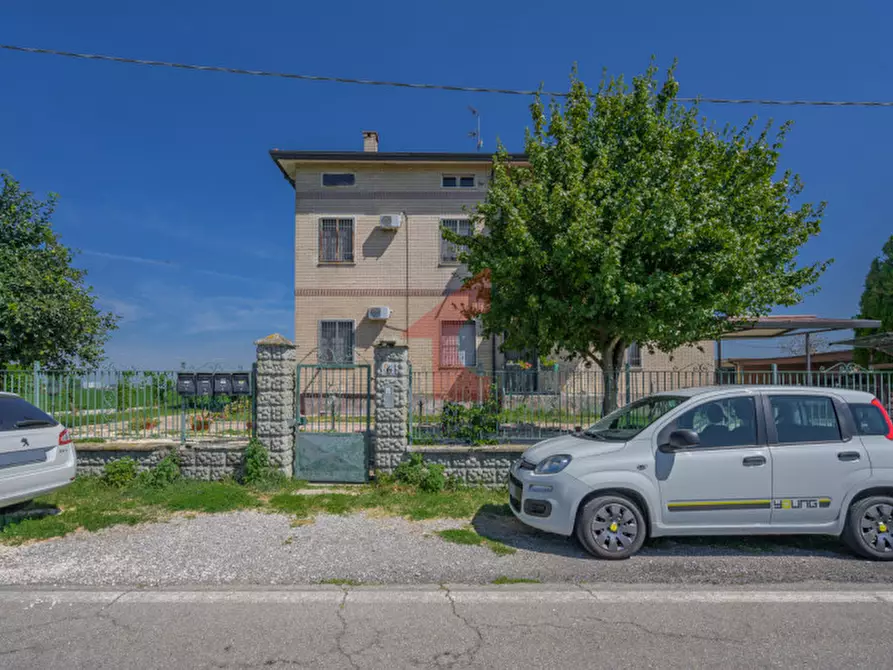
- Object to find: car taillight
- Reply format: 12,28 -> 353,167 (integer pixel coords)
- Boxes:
871,399 -> 893,440
59,428 -> 72,446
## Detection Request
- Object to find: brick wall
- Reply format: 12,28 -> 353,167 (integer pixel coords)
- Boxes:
290,161 -> 716,374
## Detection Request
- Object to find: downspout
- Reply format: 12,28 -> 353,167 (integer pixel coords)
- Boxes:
405,211 -> 410,346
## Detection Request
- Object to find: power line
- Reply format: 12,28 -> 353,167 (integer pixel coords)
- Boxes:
4,43 -> 893,108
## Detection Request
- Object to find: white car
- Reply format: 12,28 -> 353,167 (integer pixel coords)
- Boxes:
510,386 -> 893,559
0,392 -> 77,510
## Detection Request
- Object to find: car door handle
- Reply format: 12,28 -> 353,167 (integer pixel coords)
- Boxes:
742,456 -> 766,467
838,451 -> 861,462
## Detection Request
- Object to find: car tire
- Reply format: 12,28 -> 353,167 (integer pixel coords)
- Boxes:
843,496 -> 893,561
576,494 -> 647,560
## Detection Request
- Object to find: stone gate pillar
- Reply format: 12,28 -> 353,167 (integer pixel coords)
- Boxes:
254,333 -> 296,475
373,343 -> 410,472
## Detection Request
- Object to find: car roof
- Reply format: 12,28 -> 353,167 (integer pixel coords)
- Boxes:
655,385 -> 877,402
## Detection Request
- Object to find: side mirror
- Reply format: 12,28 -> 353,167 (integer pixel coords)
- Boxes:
660,429 -> 700,452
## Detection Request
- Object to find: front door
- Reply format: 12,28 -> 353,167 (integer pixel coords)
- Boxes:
656,394 -> 773,528
765,393 -> 871,526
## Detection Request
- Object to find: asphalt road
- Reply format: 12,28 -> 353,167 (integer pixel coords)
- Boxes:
2,585 -> 892,669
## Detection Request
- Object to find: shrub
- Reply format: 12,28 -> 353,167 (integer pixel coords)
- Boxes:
419,462 -> 446,493
102,457 -> 137,488
241,439 -> 286,487
394,453 -> 447,493
440,385 -> 501,443
138,452 -> 181,488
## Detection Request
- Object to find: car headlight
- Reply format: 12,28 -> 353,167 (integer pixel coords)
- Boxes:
534,454 -> 572,474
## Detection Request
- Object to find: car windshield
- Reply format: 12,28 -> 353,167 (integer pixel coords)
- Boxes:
584,395 -> 689,441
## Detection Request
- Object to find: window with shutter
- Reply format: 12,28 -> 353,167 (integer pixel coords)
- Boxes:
440,321 -> 476,367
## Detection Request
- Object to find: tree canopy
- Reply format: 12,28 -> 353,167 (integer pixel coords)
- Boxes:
0,172 -> 118,369
855,234 -> 893,367
448,63 -> 829,412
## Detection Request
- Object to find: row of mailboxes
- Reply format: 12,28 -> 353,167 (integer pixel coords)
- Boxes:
176,372 -> 251,397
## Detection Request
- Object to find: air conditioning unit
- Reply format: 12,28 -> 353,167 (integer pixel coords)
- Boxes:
379,213 -> 402,230
367,306 -> 391,321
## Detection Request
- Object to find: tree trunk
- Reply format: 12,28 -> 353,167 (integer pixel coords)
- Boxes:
599,342 -> 626,417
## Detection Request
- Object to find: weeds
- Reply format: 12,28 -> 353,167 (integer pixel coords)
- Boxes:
437,527 -> 517,555
491,576 -> 540,584
319,578 -> 363,586
102,457 -> 138,488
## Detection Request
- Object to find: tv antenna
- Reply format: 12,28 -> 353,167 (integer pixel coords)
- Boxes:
468,106 -> 483,151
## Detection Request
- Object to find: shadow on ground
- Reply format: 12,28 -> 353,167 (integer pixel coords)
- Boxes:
0,504 -> 60,530
470,504 -> 856,560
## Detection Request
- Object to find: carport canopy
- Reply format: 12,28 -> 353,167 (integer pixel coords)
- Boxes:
718,315 -> 883,372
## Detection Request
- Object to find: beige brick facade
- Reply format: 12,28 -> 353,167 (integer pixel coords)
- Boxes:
273,139 -> 715,378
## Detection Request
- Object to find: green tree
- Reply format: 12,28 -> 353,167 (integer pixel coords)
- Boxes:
854,235 -> 893,367
448,63 -> 829,413
0,172 -> 118,368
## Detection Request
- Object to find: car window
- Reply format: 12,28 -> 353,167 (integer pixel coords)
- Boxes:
0,396 -> 57,432
584,395 -> 688,441
769,395 -> 841,444
849,403 -> 889,436
675,396 -> 757,448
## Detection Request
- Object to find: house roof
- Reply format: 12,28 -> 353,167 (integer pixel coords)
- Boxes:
269,150 -> 527,186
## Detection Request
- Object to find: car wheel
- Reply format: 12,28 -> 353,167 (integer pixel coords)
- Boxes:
576,495 -> 646,560
844,496 -> 893,560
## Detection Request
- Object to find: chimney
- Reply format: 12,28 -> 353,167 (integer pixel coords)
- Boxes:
362,130 -> 379,152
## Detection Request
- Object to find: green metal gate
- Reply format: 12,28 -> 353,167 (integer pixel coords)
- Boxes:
295,364 -> 371,483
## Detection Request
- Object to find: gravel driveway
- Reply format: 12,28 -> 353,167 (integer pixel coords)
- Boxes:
2,509 -> 893,586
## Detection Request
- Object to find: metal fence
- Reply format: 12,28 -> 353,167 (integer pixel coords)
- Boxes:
296,364 -> 371,433
409,367 -> 893,445
0,367 -> 255,442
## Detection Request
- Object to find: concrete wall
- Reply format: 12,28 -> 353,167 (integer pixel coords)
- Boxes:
76,440 -> 249,480
409,446 -> 524,486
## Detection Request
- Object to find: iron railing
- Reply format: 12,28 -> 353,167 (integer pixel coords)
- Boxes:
409,367 -> 893,445
0,366 -> 254,442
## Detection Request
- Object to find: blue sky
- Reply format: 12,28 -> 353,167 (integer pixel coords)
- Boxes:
2,1 -> 890,369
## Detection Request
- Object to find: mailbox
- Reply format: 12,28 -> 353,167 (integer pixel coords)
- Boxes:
176,373 -> 197,396
213,373 -> 233,396
231,373 -> 251,396
196,373 -> 213,396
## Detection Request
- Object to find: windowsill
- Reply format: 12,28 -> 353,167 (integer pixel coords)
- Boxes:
317,262 -> 356,267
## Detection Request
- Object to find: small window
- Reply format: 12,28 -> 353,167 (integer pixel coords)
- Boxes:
319,218 -> 354,263
441,321 -> 477,367
322,173 -> 355,187
769,395 -> 841,444
442,174 -> 475,188
0,396 -> 57,432
318,320 -> 354,363
627,342 -> 642,368
676,396 -> 757,448
440,218 -> 472,263
849,403 -> 889,436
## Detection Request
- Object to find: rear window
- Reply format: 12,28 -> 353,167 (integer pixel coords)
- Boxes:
0,396 -> 57,432
850,403 -> 889,436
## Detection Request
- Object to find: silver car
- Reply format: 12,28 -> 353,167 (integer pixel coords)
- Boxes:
509,386 -> 893,560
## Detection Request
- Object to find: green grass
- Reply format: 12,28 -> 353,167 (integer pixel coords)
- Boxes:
319,578 -> 363,586
139,481 -> 259,513
437,528 -> 482,545
491,576 -> 540,584
436,527 -> 517,555
0,475 -> 507,546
